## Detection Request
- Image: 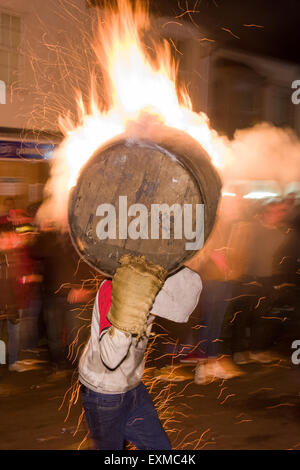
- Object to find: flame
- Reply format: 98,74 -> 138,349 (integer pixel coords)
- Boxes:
40,0 -> 226,225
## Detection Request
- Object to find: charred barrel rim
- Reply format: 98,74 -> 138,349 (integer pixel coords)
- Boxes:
68,135 -> 220,277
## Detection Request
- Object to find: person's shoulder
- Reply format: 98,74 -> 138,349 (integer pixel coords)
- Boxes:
165,267 -> 202,290
96,278 -> 112,302
179,266 -> 201,281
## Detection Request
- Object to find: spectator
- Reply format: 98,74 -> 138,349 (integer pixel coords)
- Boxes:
32,223 -> 95,378
0,224 -> 29,371
224,201 -> 289,365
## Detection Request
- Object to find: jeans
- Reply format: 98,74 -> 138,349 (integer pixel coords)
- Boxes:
197,280 -> 232,358
222,278 -> 282,354
150,317 -> 195,368
7,317 -> 20,365
81,382 -> 172,450
0,309 -> 21,365
20,299 -> 42,350
43,296 -> 68,368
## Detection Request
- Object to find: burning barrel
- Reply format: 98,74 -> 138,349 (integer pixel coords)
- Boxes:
68,125 -> 222,277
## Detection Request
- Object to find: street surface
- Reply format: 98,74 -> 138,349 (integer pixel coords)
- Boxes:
0,346 -> 299,450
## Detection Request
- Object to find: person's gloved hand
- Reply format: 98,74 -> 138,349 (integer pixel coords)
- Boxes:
107,255 -> 167,339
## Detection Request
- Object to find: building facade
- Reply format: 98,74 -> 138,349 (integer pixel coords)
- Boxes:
0,0 -> 299,209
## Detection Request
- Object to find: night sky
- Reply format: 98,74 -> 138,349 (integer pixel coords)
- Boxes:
149,0 -> 300,64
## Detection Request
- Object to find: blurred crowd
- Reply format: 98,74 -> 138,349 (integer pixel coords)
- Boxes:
152,192 -> 300,384
0,197 -> 95,377
1,192 -> 299,385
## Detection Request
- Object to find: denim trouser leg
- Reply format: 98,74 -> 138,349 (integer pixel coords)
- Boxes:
44,296 -> 68,367
198,281 -> 232,358
20,299 -> 42,350
229,278 -> 277,353
81,383 -> 171,450
227,281 -> 255,353
7,318 -> 20,365
81,387 -> 127,450
153,318 -> 195,368
249,280 -> 278,351
125,383 -> 171,450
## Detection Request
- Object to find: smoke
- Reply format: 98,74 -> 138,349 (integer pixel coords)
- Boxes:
222,122 -> 300,188
36,142 -> 71,230
36,118 -> 300,230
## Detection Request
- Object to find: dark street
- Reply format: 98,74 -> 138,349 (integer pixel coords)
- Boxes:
1,347 -> 299,451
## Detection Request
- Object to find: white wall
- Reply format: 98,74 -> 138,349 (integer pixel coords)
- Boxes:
0,0 -> 91,132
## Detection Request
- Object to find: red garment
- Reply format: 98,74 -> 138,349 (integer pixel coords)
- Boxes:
98,280 -> 112,336
14,247 -> 37,309
0,215 -> 9,225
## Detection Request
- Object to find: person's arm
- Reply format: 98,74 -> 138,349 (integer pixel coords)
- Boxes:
65,239 -> 96,302
99,327 -> 131,370
67,287 -> 94,304
93,281 -> 132,370
150,267 -> 202,323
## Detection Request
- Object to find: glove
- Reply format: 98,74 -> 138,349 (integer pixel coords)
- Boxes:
107,255 -> 167,339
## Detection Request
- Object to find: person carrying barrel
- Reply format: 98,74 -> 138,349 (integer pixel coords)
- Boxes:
78,255 -> 202,450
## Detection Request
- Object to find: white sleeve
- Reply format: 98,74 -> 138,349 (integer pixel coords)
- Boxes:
150,267 -> 202,323
99,327 -> 132,370
92,286 -> 132,370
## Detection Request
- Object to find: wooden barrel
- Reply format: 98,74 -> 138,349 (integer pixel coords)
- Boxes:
68,126 -> 222,276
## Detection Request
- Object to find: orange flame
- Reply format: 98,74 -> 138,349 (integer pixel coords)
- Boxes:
40,0 -> 226,225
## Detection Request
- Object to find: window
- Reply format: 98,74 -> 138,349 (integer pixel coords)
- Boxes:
0,12 -> 21,85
